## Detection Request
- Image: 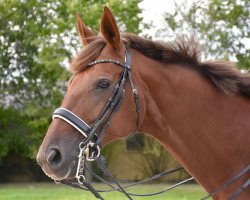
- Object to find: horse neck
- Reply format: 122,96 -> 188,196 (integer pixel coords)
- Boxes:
134,53 -> 250,198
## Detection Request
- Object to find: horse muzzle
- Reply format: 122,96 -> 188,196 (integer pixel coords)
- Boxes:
36,136 -> 79,181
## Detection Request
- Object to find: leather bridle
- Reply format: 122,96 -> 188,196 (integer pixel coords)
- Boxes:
52,46 -> 250,200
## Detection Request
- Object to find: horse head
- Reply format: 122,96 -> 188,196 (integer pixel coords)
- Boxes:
36,6 -> 143,181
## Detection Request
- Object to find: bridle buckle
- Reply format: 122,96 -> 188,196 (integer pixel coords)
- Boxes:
82,142 -> 101,161
76,142 -> 101,184
76,143 -> 85,183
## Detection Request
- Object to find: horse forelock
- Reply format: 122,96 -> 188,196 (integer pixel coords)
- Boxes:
69,37 -> 106,73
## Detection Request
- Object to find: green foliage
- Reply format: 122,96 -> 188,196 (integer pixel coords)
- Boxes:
0,0 -> 68,107
66,0 -> 143,34
0,108 -> 32,160
163,0 -> 250,68
0,0 -> 143,161
0,106 -> 54,162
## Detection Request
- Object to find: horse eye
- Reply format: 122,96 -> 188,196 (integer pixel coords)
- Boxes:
96,80 -> 110,90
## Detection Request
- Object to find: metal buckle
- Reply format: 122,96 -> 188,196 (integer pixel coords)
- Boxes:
76,143 -> 86,184
76,142 -> 101,184
83,142 -> 101,161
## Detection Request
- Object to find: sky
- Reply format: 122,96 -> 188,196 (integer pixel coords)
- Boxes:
139,0 -> 175,38
139,0 -> 175,24
138,0 -> 194,38
138,0 -> 194,39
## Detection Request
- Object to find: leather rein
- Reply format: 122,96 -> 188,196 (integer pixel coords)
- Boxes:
52,46 -> 250,200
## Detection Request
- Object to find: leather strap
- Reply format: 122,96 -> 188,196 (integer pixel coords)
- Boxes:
53,108 -> 90,137
201,164 -> 250,200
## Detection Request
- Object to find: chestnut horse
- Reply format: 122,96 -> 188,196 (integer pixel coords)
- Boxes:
37,6 -> 250,200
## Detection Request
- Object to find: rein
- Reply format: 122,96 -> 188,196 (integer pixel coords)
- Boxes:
52,46 -> 250,200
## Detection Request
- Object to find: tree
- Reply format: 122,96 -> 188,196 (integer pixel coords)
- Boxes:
136,135 -> 189,181
0,0 -> 144,162
162,0 -> 250,68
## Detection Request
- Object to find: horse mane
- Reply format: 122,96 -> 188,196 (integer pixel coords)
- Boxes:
70,36 -> 106,74
70,34 -> 250,97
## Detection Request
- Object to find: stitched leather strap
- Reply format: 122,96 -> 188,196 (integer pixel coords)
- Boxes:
53,108 -> 90,137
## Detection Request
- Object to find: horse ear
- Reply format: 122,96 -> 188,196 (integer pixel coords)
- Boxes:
100,6 -> 121,49
77,13 -> 95,46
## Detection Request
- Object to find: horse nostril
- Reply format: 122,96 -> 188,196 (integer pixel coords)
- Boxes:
47,148 -> 62,165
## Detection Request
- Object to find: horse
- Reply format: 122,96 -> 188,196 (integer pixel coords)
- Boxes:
37,6 -> 250,200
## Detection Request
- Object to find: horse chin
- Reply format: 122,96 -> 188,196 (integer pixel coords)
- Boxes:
46,160 -> 77,181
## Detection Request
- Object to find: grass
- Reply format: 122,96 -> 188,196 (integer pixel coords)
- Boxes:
0,183 -> 207,200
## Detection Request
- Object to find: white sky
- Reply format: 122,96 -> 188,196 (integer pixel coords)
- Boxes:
139,0 -> 175,38
138,0 -> 194,39
139,0 -> 175,23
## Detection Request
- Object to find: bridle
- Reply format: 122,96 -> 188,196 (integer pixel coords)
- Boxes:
52,45 -> 250,199
53,45 -> 143,199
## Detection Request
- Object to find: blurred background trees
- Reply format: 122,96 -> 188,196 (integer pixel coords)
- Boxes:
162,0 -> 250,68
0,0 -> 144,181
0,0 -> 249,182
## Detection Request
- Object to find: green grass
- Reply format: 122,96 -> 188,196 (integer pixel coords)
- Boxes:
0,183 -> 206,200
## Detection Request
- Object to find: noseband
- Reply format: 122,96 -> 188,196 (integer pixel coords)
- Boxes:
52,46 -> 250,200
